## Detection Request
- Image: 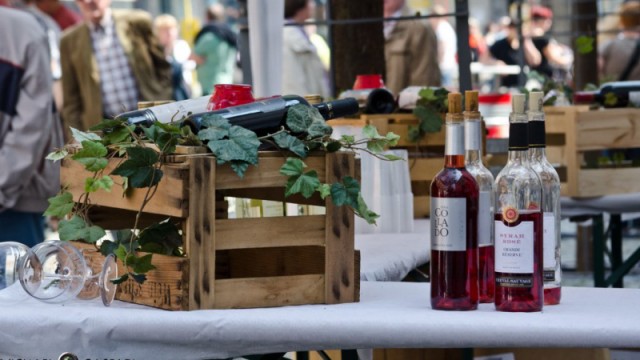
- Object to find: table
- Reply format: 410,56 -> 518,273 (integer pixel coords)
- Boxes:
356,219 -> 430,282
1,282 -> 638,359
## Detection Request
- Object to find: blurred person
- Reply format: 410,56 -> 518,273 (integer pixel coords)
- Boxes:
282,0 -> 330,99
35,0 -> 81,30
484,16 -> 511,47
384,0 -> 441,95
430,4 -> 458,88
484,19 -> 543,88
0,6 -> 64,247
192,3 -> 238,95
60,0 -> 172,139
154,14 -> 194,101
530,5 -> 573,82
306,22 -> 331,72
469,17 -> 488,62
599,1 -> 640,81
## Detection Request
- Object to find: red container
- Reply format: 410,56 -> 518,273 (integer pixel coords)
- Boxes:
207,84 -> 255,111
353,74 -> 385,90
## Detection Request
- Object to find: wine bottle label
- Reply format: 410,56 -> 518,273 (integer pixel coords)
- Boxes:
543,212 -> 557,270
478,191 -> 492,247
431,197 -> 466,251
496,274 -> 533,288
464,120 -> 481,151
495,220 -> 534,273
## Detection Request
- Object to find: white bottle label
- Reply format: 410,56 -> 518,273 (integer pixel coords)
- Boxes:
431,197 -> 466,251
149,96 -> 210,123
543,212 -> 557,268
630,91 -> 640,107
478,191 -> 492,247
495,220 -> 534,273
464,120 -> 481,151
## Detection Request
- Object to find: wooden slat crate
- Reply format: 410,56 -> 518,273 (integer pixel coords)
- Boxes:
544,106 -> 640,197
63,151 -> 359,310
328,113 -> 486,218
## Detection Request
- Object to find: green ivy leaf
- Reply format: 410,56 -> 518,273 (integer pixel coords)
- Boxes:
362,124 -> 380,139
46,149 -> 68,162
89,119 -> 127,131
204,126 -> 260,168
280,157 -> 305,177
197,114 -> 231,142
382,153 -> 404,161
330,176 -> 361,208
325,141 -> 342,152
58,215 -> 105,243
418,87 -> 438,102
113,244 -> 128,262
286,103 -> 315,133
273,132 -> 308,158
130,273 -> 147,284
367,138 -> 387,153
230,161 -> 251,178
407,126 -> 420,142
285,169 -> 320,198
413,105 -> 442,134
340,135 -> 355,144
111,147 -> 163,188
84,175 -> 114,193
139,221 -> 182,256
385,132 -> 400,146
178,125 -> 203,146
44,191 -> 75,217
72,141 -> 108,172
111,274 -> 129,285
99,240 -> 120,257
355,193 -> 379,225
130,253 -> 156,274
102,126 -> 133,146
317,183 -> 331,199
576,35 -> 594,55
306,117 -> 333,139
144,123 -> 179,154
70,127 -> 101,143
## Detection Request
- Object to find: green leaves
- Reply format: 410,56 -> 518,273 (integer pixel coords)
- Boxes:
46,148 -> 68,162
576,35 -> 594,55
44,192 -> 74,217
84,175 -> 114,193
72,140 -> 108,171
412,105 -> 443,139
274,132 -> 307,158
70,127 -> 101,143
286,104 -> 333,139
58,215 -> 105,243
111,147 -> 163,188
281,158 -> 321,198
198,116 -> 260,177
138,221 -> 182,256
362,125 -> 400,153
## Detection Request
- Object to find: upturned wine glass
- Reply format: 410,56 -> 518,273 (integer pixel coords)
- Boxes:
17,240 -> 118,306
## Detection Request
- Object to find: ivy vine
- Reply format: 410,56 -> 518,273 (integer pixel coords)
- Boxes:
45,103 -> 400,284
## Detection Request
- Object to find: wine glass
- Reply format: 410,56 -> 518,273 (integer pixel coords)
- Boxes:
18,240 -> 118,306
0,241 -> 31,290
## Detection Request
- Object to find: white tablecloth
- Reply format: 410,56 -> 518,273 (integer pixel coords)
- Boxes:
356,219 -> 430,281
0,282 -> 638,359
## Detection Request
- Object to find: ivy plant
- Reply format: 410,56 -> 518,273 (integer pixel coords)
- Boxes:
45,103 -> 400,284
410,87 -> 449,142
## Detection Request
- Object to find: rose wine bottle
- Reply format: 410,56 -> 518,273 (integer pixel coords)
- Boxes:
464,90 -> 495,303
528,91 -> 562,305
494,93 -> 543,312
430,92 -> 479,311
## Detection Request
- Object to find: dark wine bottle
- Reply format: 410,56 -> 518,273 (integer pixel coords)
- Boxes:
178,95 -> 358,136
430,92 -> 479,311
573,81 -> 640,108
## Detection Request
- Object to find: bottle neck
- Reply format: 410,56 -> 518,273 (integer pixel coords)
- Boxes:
529,147 -> 548,163
508,114 -> 529,164
464,114 -> 482,164
445,120 -> 465,168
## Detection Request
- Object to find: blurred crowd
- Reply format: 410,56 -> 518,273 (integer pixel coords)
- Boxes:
0,0 -> 639,246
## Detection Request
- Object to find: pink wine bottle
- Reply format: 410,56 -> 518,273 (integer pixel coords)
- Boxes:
430,92 -> 479,311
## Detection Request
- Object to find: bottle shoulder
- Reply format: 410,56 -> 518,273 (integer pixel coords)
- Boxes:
530,159 -> 560,182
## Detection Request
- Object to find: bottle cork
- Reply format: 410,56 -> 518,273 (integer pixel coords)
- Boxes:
512,93 -> 526,114
465,90 -> 479,112
529,91 -> 544,111
448,92 -> 462,114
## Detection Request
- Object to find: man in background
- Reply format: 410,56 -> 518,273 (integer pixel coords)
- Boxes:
0,6 -> 64,247
60,0 -> 172,138
384,0 -> 441,95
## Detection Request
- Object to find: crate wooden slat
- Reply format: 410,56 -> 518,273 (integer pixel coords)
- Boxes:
545,106 -> 640,197
66,151 -> 359,310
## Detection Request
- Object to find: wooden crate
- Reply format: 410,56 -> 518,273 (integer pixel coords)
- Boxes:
62,151 -> 359,310
545,106 -> 640,197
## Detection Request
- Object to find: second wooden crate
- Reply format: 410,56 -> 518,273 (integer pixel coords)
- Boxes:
545,106 -> 640,197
